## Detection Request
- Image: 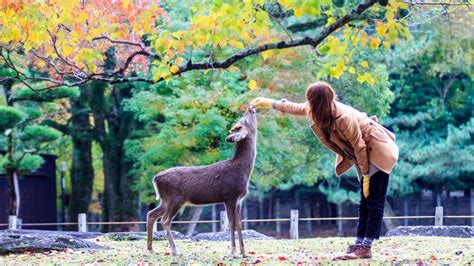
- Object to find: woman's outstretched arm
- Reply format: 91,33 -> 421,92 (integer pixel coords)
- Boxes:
251,97 -> 308,116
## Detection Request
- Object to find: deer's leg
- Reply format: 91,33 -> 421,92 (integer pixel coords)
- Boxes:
225,200 -> 237,257
146,204 -> 165,251
161,202 -> 182,256
235,200 -> 246,257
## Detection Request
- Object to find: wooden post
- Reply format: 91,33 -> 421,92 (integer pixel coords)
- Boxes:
275,197 -> 281,235
435,206 -> 443,226
212,205 -> 217,232
78,213 -> 88,232
243,201 -> 249,230
220,211 -> 229,232
290,210 -> 299,240
8,215 -> 17,230
153,221 -> 158,232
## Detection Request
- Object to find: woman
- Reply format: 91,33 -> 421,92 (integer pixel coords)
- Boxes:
250,81 -> 399,260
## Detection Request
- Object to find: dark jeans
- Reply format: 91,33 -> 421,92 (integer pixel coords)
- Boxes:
356,170 -> 390,240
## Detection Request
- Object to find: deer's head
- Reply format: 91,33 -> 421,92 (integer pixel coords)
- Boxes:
225,107 -> 257,142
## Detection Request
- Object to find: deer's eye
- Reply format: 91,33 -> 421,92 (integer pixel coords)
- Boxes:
231,125 -> 242,132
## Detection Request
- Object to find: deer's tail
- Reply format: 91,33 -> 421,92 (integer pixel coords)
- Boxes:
152,174 -> 161,201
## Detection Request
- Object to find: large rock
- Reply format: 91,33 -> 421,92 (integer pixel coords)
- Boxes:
4,229 -> 102,239
194,230 -> 273,241
386,226 -> 474,238
103,231 -> 193,241
0,230 -> 107,255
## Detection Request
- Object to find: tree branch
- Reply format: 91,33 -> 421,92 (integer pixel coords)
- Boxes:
5,0 -> 378,89
42,119 -> 70,135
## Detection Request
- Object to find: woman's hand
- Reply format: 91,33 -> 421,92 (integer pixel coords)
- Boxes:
250,97 -> 274,108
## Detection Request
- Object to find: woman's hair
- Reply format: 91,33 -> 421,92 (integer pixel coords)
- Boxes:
306,81 -> 337,132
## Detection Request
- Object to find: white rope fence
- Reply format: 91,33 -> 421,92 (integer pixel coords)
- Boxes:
3,206 -> 473,239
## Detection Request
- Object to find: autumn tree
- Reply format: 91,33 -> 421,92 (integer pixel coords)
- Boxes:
1,0 -> 411,226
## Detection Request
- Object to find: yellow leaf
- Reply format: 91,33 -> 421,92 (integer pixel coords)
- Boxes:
261,50 -> 273,61
248,79 -> 257,90
329,60 -> 345,79
294,8 -> 303,17
349,67 -> 356,74
360,61 -> 369,68
62,45 -> 73,57
170,65 -> 180,74
383,41 -> 391,49
234,41 -> 244,49
326,17 -> 336,26
365,73 -> 375,86
385,11 -> 395,20
369,37 -> 381,50
278,0 -> 291,8
360,32 -> 368,46
219,38 -> 228,48
376,25 -> 387,36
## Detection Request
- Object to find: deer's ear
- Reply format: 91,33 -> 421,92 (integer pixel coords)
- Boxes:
225,130 -> 248,142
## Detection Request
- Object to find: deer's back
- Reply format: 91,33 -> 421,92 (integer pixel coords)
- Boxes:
154,160 -> 250,205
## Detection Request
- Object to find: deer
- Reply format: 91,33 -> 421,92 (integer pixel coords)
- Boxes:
146,107 -> 257,257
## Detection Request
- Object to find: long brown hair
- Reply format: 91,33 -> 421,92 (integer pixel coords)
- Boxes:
306,81 -> 337,132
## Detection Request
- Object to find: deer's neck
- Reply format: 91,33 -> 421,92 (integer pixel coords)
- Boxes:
232,135 -> 256,166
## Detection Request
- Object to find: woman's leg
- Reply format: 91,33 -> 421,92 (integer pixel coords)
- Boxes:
342,171 -> 390,260
365,171 -> 390,240
356,181 -> 369,243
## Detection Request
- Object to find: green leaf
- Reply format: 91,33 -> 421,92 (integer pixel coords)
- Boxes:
0,106 -> 25,132
14,87 -> 80,101
21,125 -> 61,143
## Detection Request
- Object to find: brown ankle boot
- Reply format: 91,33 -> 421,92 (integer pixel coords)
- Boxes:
332,244 -> 360,260
344,246 -> 372,259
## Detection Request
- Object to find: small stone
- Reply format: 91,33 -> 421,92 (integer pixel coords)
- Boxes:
455,250 -> 463,255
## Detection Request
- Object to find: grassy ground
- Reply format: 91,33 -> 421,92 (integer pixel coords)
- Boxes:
1,236 -> 472,265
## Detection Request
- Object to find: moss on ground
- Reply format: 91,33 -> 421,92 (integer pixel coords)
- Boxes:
0,236 -> 472,264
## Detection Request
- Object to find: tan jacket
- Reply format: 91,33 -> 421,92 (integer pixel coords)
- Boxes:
274,100 -> 399,176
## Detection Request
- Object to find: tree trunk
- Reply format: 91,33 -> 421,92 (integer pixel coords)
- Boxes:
4,81 -> 19,217
336,203 -> 343,236
470,189 -> 474,226
186,207 -> 204,236
436,191 -> 442,207
403,197 -> 409,226
6,169 -> 20,216
267,197 -> 273,226
68,92 -> 94,223
305,201 -> 313,237
91,81 -> 139,232
258,198 -> 264,226
275,197 -> 281,235
416,193 -> 422,226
